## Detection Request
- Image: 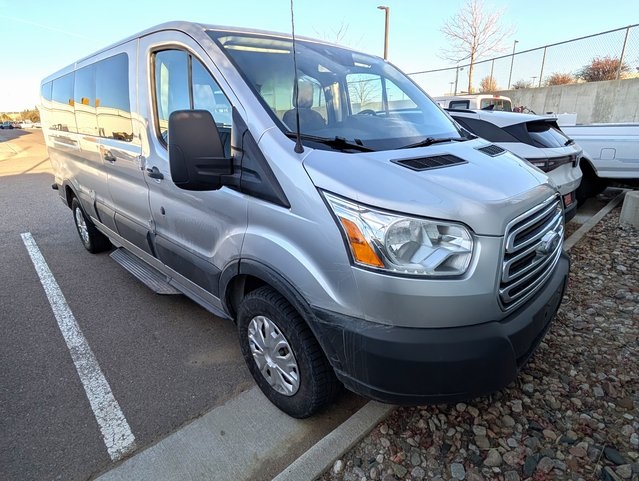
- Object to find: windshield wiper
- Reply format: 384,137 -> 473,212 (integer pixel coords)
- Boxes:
285,132 -> 375,152
399,136 -> 467,149
564,138 -> 575,146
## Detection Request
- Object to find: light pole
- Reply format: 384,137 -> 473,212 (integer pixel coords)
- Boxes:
454,65 -> 464,95
507,40 -> 519,90
377,6 -> 389,60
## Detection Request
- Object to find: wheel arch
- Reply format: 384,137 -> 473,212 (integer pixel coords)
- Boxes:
221,259 -> 316,327
63,181 -> 77,208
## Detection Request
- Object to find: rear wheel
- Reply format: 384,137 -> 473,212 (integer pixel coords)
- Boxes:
237,286 -> 340,418
71,198 -> 111,253
576,162 -> 606,205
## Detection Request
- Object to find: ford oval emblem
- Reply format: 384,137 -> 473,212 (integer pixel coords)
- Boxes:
537,231 -> 560,256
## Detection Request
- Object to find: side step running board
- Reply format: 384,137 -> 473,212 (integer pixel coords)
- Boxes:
110,248 -> 182,295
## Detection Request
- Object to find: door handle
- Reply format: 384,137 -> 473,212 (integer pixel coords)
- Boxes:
146,166 -> 164,180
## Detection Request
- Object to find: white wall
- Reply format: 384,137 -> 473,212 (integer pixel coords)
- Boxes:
495,78 -> 639,124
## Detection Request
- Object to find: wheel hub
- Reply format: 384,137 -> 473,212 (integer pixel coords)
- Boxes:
247,315 -> 300,396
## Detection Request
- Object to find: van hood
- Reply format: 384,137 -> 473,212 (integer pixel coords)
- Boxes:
302,139 -> 556,236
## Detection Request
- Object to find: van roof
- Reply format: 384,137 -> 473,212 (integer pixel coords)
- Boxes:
41,21 -> 368,85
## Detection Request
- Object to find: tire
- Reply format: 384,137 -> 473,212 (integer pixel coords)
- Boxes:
71,198 -> 111,253
237,286 -> 340,418
576,163 -> 606,205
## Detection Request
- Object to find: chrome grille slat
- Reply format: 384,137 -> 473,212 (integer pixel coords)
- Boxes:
506,200 -> 559,252
505,212 -> 563,258
500,241 -> 562,301
500,250 -> 561,304
499,195 -> 563,310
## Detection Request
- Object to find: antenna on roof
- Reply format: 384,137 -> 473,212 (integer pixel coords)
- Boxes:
290,0 -> 304,154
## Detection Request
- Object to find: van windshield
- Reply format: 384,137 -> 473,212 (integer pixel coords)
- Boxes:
208,30 -> 463,151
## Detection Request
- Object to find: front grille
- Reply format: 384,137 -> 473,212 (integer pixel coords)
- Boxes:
393,154 -> 467,171
477,144 -> 506,156
499,195 -> 563,310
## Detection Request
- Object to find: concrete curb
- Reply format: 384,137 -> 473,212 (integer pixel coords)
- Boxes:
272,192 -> 627,481
563,191 -> 626,251
272,401 -> 395,481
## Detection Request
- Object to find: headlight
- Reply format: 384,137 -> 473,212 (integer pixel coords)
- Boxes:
323,192 -> 474,276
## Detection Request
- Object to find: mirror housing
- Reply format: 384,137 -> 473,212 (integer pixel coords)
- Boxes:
168,110 -> 233,191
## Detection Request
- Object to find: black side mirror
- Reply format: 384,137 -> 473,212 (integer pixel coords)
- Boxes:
168,109 -> 233,191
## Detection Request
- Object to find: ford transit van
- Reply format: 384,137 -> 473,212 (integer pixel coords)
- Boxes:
41,22 -> 569,418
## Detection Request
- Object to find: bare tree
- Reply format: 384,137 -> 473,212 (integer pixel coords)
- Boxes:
313,21 -> 361,47
512,79 -> 532,89
347,76 -> 381,112
441,0 -> 513,93
479,75 -> 498,92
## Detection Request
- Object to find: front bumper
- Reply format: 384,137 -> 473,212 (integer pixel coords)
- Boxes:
310,252 -> 570,404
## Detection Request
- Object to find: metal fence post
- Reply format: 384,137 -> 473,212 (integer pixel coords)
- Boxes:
617,26 -> 631,80
489,59 -> 495,90
538,47 -> 547,87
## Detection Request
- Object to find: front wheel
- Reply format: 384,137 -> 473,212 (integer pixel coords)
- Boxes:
71,198 -> 111,253
237,286 -> 340,418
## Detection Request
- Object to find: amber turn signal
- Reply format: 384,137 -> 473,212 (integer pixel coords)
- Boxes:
339,218 -> 384,268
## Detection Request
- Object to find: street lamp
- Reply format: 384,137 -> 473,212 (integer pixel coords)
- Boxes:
507,40 -> 519,90
377,6 -> 390,60
454,65 -> 464,95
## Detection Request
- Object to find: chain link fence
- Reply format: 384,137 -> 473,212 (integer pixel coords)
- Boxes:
409,24 -> 639,96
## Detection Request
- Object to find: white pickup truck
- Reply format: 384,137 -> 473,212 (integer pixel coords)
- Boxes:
560,123 -> 639,202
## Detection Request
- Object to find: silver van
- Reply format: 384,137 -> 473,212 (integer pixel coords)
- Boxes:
41,22 -> 569,418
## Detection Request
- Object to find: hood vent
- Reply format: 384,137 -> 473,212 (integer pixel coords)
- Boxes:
477,144 -> 506,156
393,154 -> 467,171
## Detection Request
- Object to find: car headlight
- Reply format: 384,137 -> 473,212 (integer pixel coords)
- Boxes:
323,192 -> 474,276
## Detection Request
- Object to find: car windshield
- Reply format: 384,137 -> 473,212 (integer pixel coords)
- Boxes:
208,30 -> 463,151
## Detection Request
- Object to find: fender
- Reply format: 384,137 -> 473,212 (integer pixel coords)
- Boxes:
219,258 -> 343,370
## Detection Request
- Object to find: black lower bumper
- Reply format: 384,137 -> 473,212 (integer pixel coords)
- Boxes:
310,252 -> 570,404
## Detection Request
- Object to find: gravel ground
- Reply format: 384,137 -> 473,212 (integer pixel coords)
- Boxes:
318,207 -> 638,481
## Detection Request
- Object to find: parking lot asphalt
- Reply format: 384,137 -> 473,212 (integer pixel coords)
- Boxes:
0,130 -> 363,481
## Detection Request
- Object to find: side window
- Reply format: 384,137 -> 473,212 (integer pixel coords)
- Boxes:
346,73 -> 382,114
153,49 -> 232,151
192,58 -> 232,127
96,53 -> 133,141
74,64 -> 97,135
40,82 -> 53,129
51,73 -> 76,133
154,50 -> 190,140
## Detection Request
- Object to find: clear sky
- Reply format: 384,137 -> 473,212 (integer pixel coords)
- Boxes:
1,0 -> 637,112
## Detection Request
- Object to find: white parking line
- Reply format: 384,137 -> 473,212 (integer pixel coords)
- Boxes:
20,232 -> 136,461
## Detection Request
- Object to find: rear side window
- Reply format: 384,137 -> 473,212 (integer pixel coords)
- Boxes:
523,121 -> 570,148
45,53 -> 134,141
452,117 -> 519,143
74,64 -> 97,135
96,54 -> 133,141
480,98 -> 512,112
449,100 -> 470,109
40,82 -> 53,129
51,73 -> 76,133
